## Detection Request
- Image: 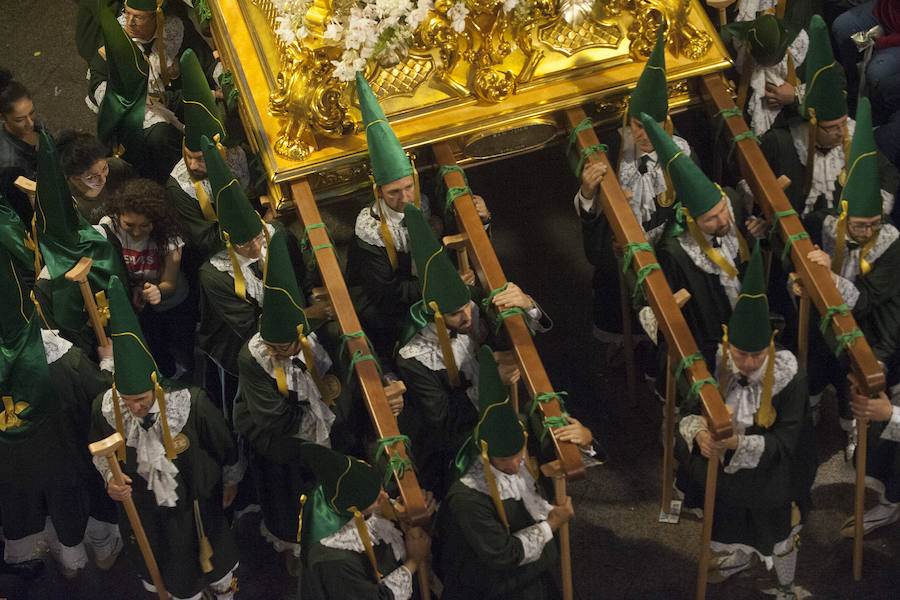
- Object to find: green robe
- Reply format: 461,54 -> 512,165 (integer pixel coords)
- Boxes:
89,385 -> 238,598
437,472 -> 560,600
166,173 -> 224,266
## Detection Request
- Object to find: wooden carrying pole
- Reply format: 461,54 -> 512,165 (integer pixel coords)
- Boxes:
89,433 -> 167,600
65,257 -> 111,346
290,179 -> 429,525
565,107 -> 731,600
541,460 -> 573,600
432,141 -> 586,481
702,73 -> 886,580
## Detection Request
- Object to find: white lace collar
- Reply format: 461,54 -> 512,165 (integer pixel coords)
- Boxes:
100,387 -> 191,507
40,329 -> 73,364
716,347 -> 797,434
354,199 -> 411,253
675,204 -> 744,306
247,332 -> 335,445
208,222 -> 275,303
790,118 -> 856,215
618,132 -> 689,232
319,512 -> 407,562
117,11 -> 183,96
397,308 -> 481,403
460,457 -> 552,523
736,0 -> 778,21
821,216 -> 900,281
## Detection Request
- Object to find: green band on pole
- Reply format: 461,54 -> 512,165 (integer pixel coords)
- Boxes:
770,209 -> 798,235
781,231 -> 810,261
530,391 -> 568,416
729,130 -> 760,160
633,263 -> 661,300
541,414 -> 571,441
575,144 -> 608,178
568,118 -> 594,155
376,435 -> 414,485
445,185 -> 472,214
675,351 -> 704,380
835,328 -> 864,357
820,304 -> 850,334
688,377 -> 717,402
622,241 -> 653,273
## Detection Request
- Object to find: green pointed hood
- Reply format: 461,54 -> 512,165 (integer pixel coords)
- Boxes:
260,228 -> 310,343
727,242 -> 771,352
108,275 -> 160,395
405,203 -> 469,318
201,135 -> 261,245
843,97 -> 882,218
124,0 -> 166,10
355,72 -> 414,186
0,243 -> 34,345
0,203 -> 35,276
474,345 -> 525,458
629,29 -> 669,122
723,13 -> 801,67
801,14 -> 847,122
640,112 -> 724,218
97,3 -> 148,150
302,443 -> 381,524
181,49 -> 226,152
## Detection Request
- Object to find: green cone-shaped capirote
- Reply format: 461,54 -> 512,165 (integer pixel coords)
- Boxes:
97,3 -> 148,150
629,28 -> 669,122
355,72 -> 414,186
405,203 -> 469,318
801,14 -> 847,122
474,345 -> 526,458
843,97 -> 882,218
201,135 -> 261,245
108,275 -> 160,395
723,12 -> 801,67
124,0 -> 165,11
727,242 -> 771,353
182,48 -> 225,152
260,228 -> 309,343
640,112 -> 724,218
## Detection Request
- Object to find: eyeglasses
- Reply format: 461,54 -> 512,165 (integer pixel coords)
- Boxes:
79,161 -> 109,184
847,220 -> 882,234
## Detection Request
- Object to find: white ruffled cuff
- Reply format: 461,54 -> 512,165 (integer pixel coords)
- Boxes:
514,521 -> 553,566
724,434 -> 765,473
100,356 -> 115,373
382,565 -> 413,600
831,272 -> 860,309
679,414 -> 706,449
880,406 -> 900,442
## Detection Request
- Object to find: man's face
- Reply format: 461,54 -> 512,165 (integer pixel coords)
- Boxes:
264,338 -> 302,361
124,6 -> 157,41
378,175 -> 416,213
183,144 -> 207,180
694,198 -> 731,238
443,302 -> 473,335
2,97 -> 36,140
815,115 -> 848,150
489,446 -> 526,475
730,346 -> 768,377
629,117 -> 663,154
119,389 -> 155,418
847,215 -> 883,246
232,231 -> 265,260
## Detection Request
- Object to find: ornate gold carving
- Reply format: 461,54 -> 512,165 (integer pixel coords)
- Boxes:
628,0 -> 712,61
269,43 -> 355,160
538,17 -> 623,57
370,55 -> 436,101
307,161 -> 370,189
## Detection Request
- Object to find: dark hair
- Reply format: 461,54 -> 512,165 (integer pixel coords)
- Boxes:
0,67 -> 31,115
106,178 -> 185,259
56,130 -> 108,177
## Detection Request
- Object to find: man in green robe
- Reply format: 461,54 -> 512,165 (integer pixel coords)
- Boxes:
299,443 -> 431,600
675,243 -> 814,600
437,346 -> 573,600
395,204 -> 550,497
90,275 -> 240,600
0,241 -> 121,579
759,14 -> 897,218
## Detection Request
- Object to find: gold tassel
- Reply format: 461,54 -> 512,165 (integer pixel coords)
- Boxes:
273,364 -> 289,397
833,200 -> 849,274
111,383 -> 127,463
296,494 -> 307,542
803,110 -> 817,198
224,232 -> 248,302
29,214 -> 42,276
352,509 -> 382,582
859,230 -> 880,275
214,133 -> 227,161
719,325 -> 730,393
838,128 -> 851,187
151,371 -> 177,461
29,291 -> 52,330
194,499 -> 214,573
410,154 -> 421,209
155,1 -> 169,88
481,440 -> 510,532
0,395 -> 27,432
373,178 -> 398,271
430,301 -> 460,388
755,334 -> 778,428
617,101 -> 629,176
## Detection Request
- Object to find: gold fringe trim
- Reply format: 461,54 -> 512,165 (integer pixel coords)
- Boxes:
430,301 -> 460,388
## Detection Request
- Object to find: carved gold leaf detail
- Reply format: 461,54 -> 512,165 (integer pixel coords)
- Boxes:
370,55 -> 436,101
538,17 -> 623,57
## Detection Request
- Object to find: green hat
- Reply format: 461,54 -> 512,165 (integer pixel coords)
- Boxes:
801,14 -> 847,122
629,28 -> 669,122
0,203 -> 35,276
355,72 -> 414,186
97,3 -> 148,150
260,228 -> 310,343
474,346 -> 525,458
723,13 -> 801,67
640,112 -> 724,218
0,243 -> 34,345
201,135 -> 261,245
727,242 -> 771,352
843,97 -> 882,218
303,443 -> 381,520
405,203 -> 469,319
181,49 -> 226,152
108,275 -> 160,395
124,0 -> 165,11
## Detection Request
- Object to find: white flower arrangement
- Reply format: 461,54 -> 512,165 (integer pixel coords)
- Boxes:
272,0 -> 315,45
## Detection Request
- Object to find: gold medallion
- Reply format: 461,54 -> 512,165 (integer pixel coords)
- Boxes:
173,432 -> 190,454
319,374 -> 342,407
656,191 -> 675,208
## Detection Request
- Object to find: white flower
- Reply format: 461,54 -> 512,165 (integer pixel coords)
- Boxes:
406,0 -> 433,30
331,58 -> 357,82
297,25 -> 310,39
324,21 -> 343,41
447,1 -> 468,33
274,16 -> 297,44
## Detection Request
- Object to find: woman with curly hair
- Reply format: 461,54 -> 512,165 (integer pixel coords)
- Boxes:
100,177 -> 195,378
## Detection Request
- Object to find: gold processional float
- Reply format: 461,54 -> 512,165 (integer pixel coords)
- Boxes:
207,0 -> 732,208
